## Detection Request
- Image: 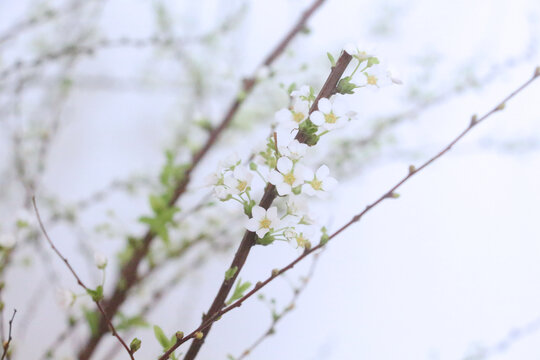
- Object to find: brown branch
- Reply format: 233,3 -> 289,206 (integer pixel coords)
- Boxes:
31,197 -> 135,360
158,67 -> 540,360
1,309 -> 16,360
163,51 -> 352,360
76,1 -> 328,358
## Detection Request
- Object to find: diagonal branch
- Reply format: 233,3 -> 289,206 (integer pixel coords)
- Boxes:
76,0 -> 329,358
160,67 -> 540,360
164,51 -> 352,360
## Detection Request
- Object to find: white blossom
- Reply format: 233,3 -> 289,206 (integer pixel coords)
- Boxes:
213,185 -> 232,200
245,206 -> 280,238
291,85 -> 311,100
302,165 -> 338,197
223,166 -> 253,195
343,42 -> 376,61
94,252 -> 108,269
0,233 -> 16,249
219,153 -> 241,170
268,157 -> 308,196
310,95 -> 351,131
275,99 -> 310,128
279,140 -> 308,161
359,65 -> 401,88
56,288 -> 76,308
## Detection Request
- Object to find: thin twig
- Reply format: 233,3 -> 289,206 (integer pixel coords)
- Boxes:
159,68 -> 540,359
32,197 -> 135,360
236,254 -> 320,360
1,309 -> 17,360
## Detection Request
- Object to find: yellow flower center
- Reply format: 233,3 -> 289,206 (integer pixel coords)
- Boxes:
259,218 -> 271,229
367,75 -> 378,85
293,112 -> 305,123
296,234 -> 308,247
324,113 -> 337,124
236,181 -> 247,192
283,172 -> 296,185
311,179 -> 322,190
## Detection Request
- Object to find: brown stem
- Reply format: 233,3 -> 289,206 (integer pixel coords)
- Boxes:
76,1 -> 328,358
165,51 -> 352,360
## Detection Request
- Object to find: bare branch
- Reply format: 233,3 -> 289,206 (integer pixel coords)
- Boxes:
1,309 -> 17,360
32,197 -> 135,360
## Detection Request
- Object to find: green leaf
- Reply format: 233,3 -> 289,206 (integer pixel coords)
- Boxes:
153,325 -> 170,349
226,279 -> 252,305
86,285 -> 104,302
149,195 -> 166,214
116,313 -> 149,331
256,232 -> 275,246
83,309 -> 99,336
367,56 -> 380,67
320,226 -> 329,246
337,76 -> 357,95
225,266 -> 238,281
327,52 -> 336,67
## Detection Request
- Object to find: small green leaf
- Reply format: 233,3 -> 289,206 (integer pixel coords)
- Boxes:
337,76 -> 357,95
86,285 -> 104,302
366,56 -> 380,67
226,279 -> 252,305
256,232 -> 275,246
327,52 -> 336,67
225,266 -> 238,281
153,325 -> 170,349
320,226 -> 329,246
83,309 -> 99,336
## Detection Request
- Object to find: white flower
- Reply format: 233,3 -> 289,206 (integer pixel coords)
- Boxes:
343,42 -> 376,61
291,85 -> 311,100
284,228 -> 297,240
310,95 -> 351,131
268,157 -> 308,196
223,166 -> 253,195
302,165 -> 338,197
245,206 -> 281,238
94,252 -> 108,269
213,185 -> 232,200
0,233 -> 16,249
387,66 -> 403,85
56,288 -> 76,308
219,153 -> 241,170
279,140 -> 308,161
274,99 -> 310,128
359,66 -> 396,88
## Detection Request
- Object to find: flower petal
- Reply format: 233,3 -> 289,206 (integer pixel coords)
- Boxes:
245,218 -> 259,232
256,228 -> 269,238
310,111 -> 324,126
251,206 -> 266,220
316,165 -> 330,179
277,157 -> 293,173
276,182 -> 292,196
268,170 -> 283,186
275,108 -> 292,123
317,98 -> 332,114
323,176 -> 338,191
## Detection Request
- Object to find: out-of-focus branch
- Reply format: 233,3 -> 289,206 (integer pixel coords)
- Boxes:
32,197 -> 135,360
1,309 -> 17,360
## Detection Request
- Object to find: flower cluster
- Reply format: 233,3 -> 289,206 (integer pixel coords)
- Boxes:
207,44 -> 398,249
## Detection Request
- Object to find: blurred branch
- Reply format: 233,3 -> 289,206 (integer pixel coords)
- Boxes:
32,197 -> 135,360
1,309 -> 16,360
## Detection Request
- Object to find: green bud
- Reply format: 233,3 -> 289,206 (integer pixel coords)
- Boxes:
130,338 -> 141,353
195,331 -> 204,340
225,266 -> 238,281
249,162 -> 258,171
408,165 -> 416,174
271,269 -> 280,277
176,331 -> 184,340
